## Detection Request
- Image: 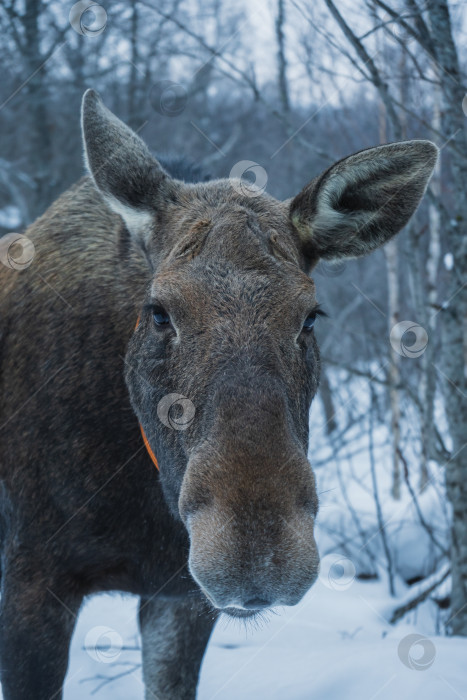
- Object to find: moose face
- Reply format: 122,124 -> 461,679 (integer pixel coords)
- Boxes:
125,188 -> 323,613
81,89 -> 437,616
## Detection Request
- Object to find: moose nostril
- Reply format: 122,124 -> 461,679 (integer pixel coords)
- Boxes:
242,596 -> 271,610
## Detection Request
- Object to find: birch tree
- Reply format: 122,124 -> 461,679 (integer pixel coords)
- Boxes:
321,0 -> 467,636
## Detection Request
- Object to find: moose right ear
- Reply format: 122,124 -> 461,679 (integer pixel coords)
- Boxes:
81,89 -> 174,242
289,140 -> 438,264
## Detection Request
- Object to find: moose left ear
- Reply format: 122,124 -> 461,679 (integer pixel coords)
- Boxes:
81,89 -> 176,244
290,140 -> 438,262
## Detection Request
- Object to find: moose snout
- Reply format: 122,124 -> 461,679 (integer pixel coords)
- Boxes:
179,452 -> 320,613
185,506 -> 319,612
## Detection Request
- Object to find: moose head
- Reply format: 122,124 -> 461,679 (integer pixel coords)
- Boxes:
82,89 -> 437,617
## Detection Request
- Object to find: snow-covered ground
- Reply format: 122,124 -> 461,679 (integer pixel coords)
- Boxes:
56,574 -> 466,699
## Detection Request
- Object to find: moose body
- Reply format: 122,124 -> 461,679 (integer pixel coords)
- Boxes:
0,90 -> 437,699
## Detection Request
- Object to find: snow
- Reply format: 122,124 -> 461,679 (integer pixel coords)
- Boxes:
444,252 -> 454,270
307,373 -> 450,585
0,206 -> 21,229
56,575 -> 466,699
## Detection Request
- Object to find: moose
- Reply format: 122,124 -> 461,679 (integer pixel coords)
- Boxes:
0,89 -> 437,699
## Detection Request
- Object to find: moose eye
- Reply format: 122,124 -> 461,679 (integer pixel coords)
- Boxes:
153,307 -> 171,327
302,307 -> 326,333
302,313 -> 316,331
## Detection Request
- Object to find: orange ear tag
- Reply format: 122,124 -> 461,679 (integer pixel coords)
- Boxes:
135,315 -> 159,472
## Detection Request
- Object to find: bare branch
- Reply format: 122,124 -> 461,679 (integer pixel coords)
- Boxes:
398,447 -> 449,556
371,0 -> 436,57
390,564 -> 450,623
323,0 -> 402,138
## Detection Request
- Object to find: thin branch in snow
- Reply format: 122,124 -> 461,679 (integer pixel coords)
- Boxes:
390,563 -> 451,624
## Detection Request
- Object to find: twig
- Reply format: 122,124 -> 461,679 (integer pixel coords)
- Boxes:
390,564 -> 450,623
81,661 -> 142,694
368,385 -> 395,595
397,447 -> 449,556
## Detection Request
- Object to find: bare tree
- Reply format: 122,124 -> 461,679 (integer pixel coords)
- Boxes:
0,0 -> 69,220
321,0 -> 467,636
275,0 -> 290,113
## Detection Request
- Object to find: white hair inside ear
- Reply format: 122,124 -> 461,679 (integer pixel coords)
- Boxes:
102,194 -> 154,235
81,88 -> 172,242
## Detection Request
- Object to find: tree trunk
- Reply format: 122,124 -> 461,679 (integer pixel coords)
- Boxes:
128,0 -> 140,130
420,74 -> 442,492
380,99 -> 401,500
426,0 -> 467,636
319,367 -> 338,435
23,0 -> 53,220
275,0 -> 290,113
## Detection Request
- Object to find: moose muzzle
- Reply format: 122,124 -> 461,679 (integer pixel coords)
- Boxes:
179,406 -> 320,613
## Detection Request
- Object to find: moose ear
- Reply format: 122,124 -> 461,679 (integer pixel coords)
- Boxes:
81,89 -> 174,240
290,140 -> 438,262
